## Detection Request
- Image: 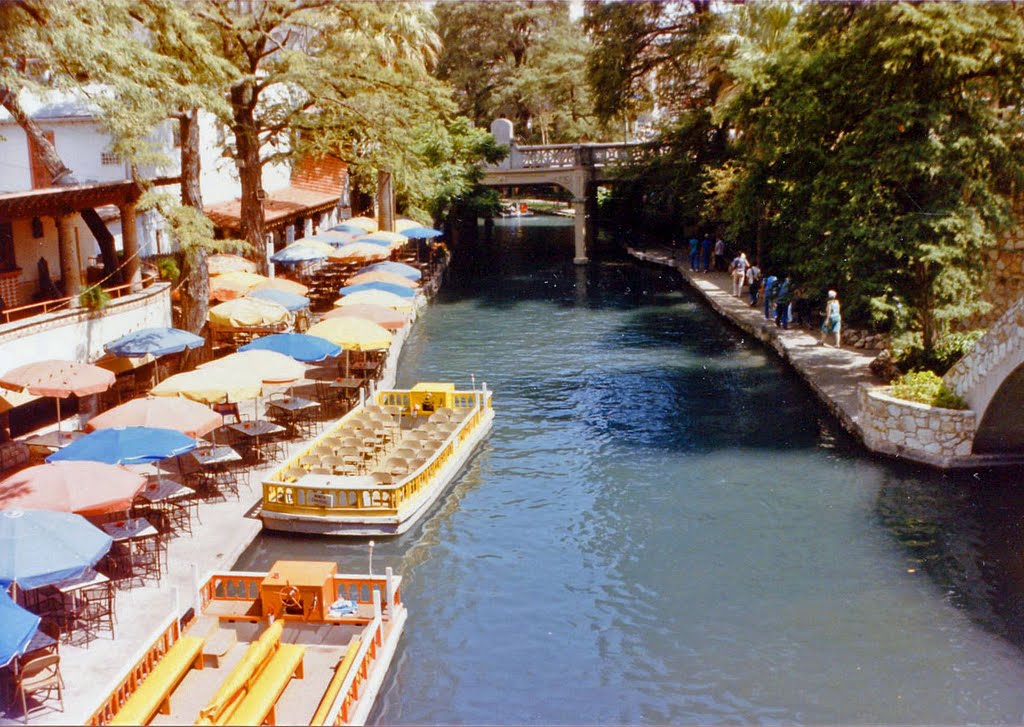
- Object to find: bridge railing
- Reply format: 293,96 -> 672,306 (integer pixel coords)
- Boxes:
505,141 -> 664,172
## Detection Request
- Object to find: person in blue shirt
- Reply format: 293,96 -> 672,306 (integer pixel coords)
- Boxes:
688,238 -> 699,272
762,274 -> 778,320
700,237 -> 713,273
774,275 -> 792,328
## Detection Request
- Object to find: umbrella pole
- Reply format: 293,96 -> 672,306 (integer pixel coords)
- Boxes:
55,397 -> 61,434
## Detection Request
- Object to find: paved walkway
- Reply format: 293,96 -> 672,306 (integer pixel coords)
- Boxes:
628,247 -> 882,438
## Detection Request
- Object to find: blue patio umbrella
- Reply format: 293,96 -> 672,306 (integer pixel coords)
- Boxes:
0,509 -> 113,591
401,226 -> 442,239
240,333 -> 342,363
0,588 -> 40,668
338,282 -> 417,299
358,261 -> 422,281
354,236 -> 398,248
46,426 -> 197,465
247,288 -> 311,312
105,327 -> 204,358
331,224 -> 369,235
270,243 -> 329,264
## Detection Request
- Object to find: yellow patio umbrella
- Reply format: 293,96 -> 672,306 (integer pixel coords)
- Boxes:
150,367 -> 263,404
307,318 -> 392,377
332,242 -> 390,262
394,218 -> 421,233
346,270 -> 418,289
345,216 -> 378,233
252,277 -> 309,296
208,297 -> 291,328
307,318 -> 392,351
209,271 -> 269,301
333,289 -> 416,312
207,254 -> 258,275
200,350 -> 305,385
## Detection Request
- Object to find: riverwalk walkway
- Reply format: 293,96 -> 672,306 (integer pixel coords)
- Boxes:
628,247 -> 880,440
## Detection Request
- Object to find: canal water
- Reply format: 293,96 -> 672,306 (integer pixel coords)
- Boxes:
237,218 -> 1024,724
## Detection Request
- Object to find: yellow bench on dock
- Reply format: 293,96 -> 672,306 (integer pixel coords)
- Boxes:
109,635 -> 205,726
308,638 -> 362,726
195,619 -> 304,726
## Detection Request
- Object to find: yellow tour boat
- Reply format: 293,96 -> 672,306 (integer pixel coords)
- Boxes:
261,382 -> 494,536
89,560 -> 405,726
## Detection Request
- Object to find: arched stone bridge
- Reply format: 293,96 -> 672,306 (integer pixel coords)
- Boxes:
481,119 -> 662,263
944,296 -> 1024,453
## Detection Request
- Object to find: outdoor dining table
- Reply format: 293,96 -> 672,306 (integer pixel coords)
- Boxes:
228,419 -> 287,462
56,571 -> 113,643
136,476 -> 197,534
190,444 -> 242,468
21,430 -> 87,450
100,517 -> 163,587
266,396 -> 321,436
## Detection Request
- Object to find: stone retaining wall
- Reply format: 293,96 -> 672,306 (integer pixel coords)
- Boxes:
858,385 -> 977,467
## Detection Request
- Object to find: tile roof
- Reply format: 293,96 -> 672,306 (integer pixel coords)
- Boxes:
204,156 -> 348,232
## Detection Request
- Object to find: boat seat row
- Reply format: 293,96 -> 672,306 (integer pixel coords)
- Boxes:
309,637 -> 363,726
195,620 -> 305,726
109,635 -> 205,725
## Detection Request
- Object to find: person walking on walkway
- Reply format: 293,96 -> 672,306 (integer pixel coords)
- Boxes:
729,252 -> 749,297
714,238 -> 727,272
775,275 -> 792,328
747,263 -> 761,306
689,237 -> 700,272
763,273 -> 778,320
820,290 -> 842,348
701,237 -> 713,273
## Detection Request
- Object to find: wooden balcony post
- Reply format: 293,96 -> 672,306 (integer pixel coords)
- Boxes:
55,212 -> 82,306
119,202 -> 141,291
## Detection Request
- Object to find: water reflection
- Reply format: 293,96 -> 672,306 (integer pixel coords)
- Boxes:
237,218 -> 1024,724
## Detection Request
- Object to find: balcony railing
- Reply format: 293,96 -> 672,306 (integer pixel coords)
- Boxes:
0,271 -> 159,326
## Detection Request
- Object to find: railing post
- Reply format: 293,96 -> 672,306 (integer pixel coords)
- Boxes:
373,587 -> 382,624
385,567 -> 394,611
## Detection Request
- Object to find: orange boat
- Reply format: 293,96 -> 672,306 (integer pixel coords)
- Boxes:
88,560 -> 405,726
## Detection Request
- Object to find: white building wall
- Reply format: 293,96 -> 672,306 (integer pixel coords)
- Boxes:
0,120 -> 130,192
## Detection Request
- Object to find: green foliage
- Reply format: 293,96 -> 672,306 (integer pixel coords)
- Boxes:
891,328 -> 985,375
78,285 -> 111,312
890,370 -> 967,410
155,257 -> 180,283
436,1 -> 603,143
593,2 -> 1024,351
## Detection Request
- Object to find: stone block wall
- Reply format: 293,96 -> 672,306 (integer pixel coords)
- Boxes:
858,385 -> 977,466
969,196 -> 1024,329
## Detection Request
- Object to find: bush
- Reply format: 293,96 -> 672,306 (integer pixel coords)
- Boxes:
890,329 -> 985,375
890,370 -> 967,410
78,285 -> 111,312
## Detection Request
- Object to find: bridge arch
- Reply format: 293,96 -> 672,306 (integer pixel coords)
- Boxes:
944,296 -> 1024,452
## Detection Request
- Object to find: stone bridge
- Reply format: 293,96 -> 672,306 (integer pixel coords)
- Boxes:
944,295 -> 1024,453
481,119 -> 662,263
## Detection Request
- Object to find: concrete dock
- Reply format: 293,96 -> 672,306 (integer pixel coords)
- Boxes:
1,312 -> 416,725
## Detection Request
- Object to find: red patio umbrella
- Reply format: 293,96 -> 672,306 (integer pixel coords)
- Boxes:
87,396 -> 224,439
0,360 -> 116,432
0,461 -> 145,517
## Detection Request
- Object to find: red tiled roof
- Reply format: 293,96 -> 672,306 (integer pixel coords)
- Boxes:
204,156 -> 348,232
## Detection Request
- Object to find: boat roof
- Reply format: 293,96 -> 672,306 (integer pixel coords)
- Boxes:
411,382 -> 455,392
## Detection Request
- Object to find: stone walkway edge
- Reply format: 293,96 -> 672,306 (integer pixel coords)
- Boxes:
626,246 -> 1005,470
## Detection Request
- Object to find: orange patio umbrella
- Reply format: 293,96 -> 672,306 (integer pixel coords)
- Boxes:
252,277 -> 309,297
345,270 -> 418,289
209,271 -> 269,302
332,242 -> 390,262
87,396 -> 223,439
0,461 -> 145,517
321,303 -> 410,331
0,360 -> 115,432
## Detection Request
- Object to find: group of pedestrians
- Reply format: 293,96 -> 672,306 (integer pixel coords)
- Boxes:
715,248 -> 843,348
687,236 -> 729,274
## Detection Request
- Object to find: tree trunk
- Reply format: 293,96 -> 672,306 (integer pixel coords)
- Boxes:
1,85 -> 121,281
231,83 -> 266,274
177,110 -> 209,337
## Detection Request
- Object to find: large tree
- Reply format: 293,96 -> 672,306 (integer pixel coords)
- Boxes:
435,0 -> 600,143
189,0 -> 448,265
719,3 -> 1024,354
